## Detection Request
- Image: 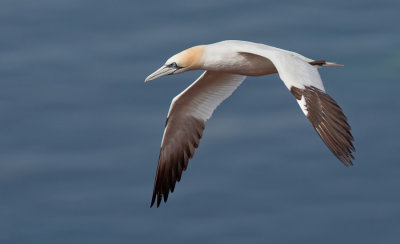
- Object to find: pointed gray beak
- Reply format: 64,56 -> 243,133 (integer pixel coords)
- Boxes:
145,65 -> 177,82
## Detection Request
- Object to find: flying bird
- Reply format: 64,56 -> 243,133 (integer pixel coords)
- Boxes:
145,40 -> 355,207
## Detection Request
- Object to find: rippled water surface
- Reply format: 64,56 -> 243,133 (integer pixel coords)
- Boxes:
1,0 -> 399,243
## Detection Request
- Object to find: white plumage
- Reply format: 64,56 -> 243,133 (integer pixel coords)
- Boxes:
146,40 -> 355,207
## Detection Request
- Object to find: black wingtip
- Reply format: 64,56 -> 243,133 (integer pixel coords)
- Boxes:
150,193 -> 163,208
309,60 -> 326,66
150,193 -> 156,208
341,159 -> 353,167
293,86 -> 356,167
157,194 -> 162,207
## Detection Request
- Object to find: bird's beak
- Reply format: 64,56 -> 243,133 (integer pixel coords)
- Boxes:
145,65 -> 178,82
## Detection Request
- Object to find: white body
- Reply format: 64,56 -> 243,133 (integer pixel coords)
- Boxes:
146,40 -> 355,207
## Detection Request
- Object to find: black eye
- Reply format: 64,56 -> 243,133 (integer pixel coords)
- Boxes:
168,62 -> 178,68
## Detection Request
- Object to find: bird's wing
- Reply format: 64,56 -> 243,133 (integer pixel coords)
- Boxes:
151,71 -> 246,207
238,46 -> 355,166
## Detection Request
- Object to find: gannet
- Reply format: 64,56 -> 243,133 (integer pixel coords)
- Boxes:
145,40 -> 355,207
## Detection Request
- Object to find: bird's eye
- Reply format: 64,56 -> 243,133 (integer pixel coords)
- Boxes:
168,62 -> 178,68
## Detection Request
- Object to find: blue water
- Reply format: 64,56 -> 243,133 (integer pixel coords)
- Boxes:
1,0 -> 399,243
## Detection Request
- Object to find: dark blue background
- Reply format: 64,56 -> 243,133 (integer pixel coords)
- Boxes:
1,0 -> 399,243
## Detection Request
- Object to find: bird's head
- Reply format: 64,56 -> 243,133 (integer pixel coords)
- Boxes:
145,45 -> 204,82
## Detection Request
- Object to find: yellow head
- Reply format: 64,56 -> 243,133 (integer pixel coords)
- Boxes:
145,46 -> 204,82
